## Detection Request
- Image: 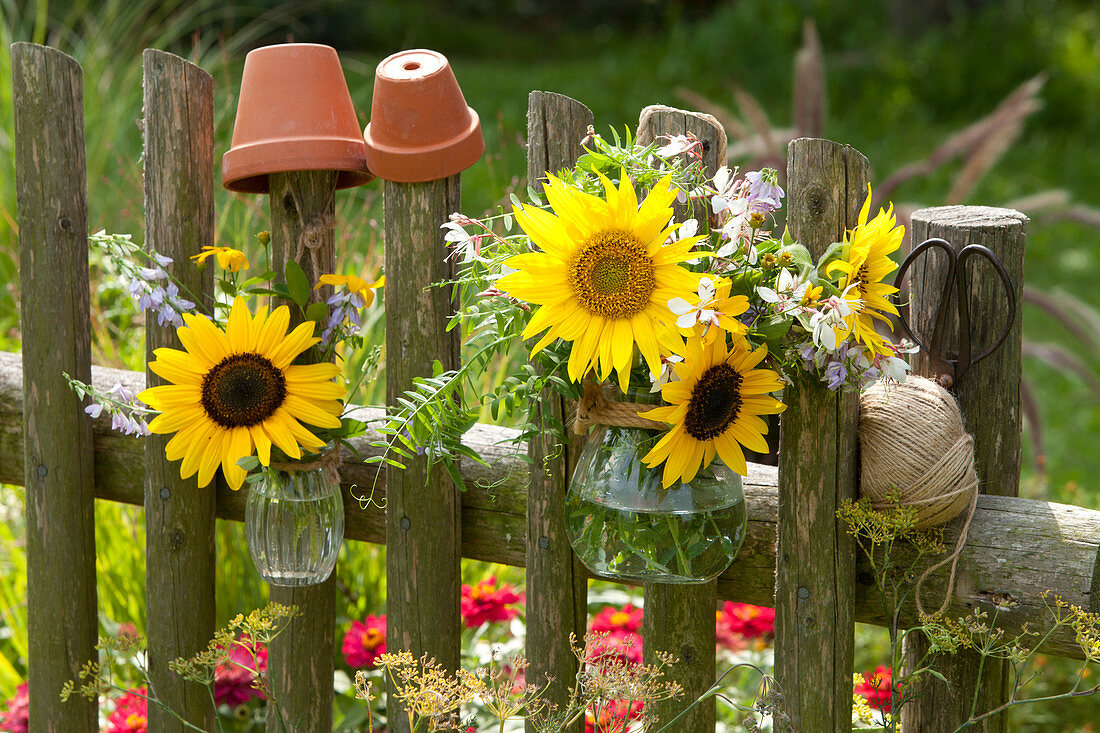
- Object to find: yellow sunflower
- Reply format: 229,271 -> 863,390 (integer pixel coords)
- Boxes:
640,335 -> 786,487
138,297 -> 345,490
191,245 -> 249,272
827,186 -> 904,354
497,171 -> 705,392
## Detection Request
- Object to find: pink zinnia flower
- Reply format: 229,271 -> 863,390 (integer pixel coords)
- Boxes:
590,604 -> 643,635
460,577 -> 522,628
105,688 -> 148,733
715,602 -> 775,650
855,665 -> 894,713
214,634 -> 267,707
342,614 -> 387,669
0,682 -> 28,733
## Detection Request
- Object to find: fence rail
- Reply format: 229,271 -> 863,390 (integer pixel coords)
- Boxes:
1,351 -> 1097,664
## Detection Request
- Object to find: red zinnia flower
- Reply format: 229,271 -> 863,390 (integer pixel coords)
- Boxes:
715,602 -> 774,650
590,604 -> 643,635
0,682 -> 28,733
855,665 -> 893,713
460,577 -> 523,628
105,687 -> 148,733
343,614 -> 387,669
214,634 -> 268,707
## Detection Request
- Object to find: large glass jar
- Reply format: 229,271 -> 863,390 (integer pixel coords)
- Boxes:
565,424 -> 747,584
245,463 -> 344,587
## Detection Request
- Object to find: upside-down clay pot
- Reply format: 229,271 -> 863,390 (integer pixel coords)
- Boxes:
222,43 -> 373,193
363,49 -> 484,183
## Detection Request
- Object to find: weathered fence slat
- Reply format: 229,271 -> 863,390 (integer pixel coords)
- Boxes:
524,90 -> 592,733
266,169 -> 340,732
775,138 -> 868,731
142,49 -> 217,733
901,206 -> 1027,732
636,104 -> 728,732
384,175 -> 463,731
11,42 -> 99,733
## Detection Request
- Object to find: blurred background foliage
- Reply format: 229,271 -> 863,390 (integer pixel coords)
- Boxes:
1,0 -> 1099,728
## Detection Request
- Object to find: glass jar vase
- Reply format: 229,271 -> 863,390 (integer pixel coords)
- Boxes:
245,462 -> 344,587
565,424 -> 747,584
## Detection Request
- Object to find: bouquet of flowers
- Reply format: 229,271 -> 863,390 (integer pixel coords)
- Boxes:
71,232 -> 382,490
383,128 -> 913,581
402,128 -> 912,485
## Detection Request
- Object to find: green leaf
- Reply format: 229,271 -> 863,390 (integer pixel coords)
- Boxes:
305,301 -> 328,325
816,241 -> 850,280
217,279 -> 237,297
237,455 -> 260,471
284,260 -> 310,308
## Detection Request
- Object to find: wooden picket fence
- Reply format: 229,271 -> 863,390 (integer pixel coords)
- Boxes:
7,42 -> 1100,733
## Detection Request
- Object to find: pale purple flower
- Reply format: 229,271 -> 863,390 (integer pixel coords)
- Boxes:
744,169 -> 784,213
824,360 -> 847,390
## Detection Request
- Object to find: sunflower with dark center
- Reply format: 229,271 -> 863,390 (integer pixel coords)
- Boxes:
138,297 -> 345,490
827,185 -> 904,355
640,335 -> 785,487
497,170 -> 705,393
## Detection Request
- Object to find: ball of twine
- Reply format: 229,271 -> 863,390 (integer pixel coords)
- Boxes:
859,376 -> 978,529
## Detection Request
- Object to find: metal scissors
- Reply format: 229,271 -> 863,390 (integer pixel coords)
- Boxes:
893,238 -> 1016,390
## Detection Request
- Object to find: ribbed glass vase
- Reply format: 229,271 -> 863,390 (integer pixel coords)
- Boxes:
565,423 -> 747,584
245,462 -> 344,587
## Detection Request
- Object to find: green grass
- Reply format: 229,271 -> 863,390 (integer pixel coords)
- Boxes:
2,0 -> 1100,725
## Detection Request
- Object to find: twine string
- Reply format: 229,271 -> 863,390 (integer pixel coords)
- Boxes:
269,447 -> 342,486
571,380 -> 669,435
860,376 -> 981,618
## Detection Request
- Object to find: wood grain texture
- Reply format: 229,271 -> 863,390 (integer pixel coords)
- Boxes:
11,42 -> 98,733
775,138 -> 868,732
900,206 -> 1027,733
141,49 -> 216,733
0,354 -> 1096,663
383,175 -> 463,733
636,104 -> 728,733
523,90 -> 592,733
266,170 -> 340,733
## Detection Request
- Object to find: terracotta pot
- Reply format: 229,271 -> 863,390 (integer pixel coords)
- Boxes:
222,43 -> 372,194
363,49 -> 484,183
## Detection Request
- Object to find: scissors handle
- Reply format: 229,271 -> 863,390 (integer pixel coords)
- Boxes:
893,238 -> 1016,387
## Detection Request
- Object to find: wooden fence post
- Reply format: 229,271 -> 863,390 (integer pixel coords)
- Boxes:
774,138 -> 868,731
266,170 -> 340,732
635,104 -> 728,732
900,206 -> 1026,732
523,90 -> 592,733
141,49 -> 216,732
11,42 -> 99,733
384,174 -> 463,731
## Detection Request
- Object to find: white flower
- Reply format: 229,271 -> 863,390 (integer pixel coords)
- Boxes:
649,355 -> 684,393
441,221 -> 488,263
654,134 -> 697,158
880,355 -> 910,383
710,166 -> 740,214
667,277 -> 720,330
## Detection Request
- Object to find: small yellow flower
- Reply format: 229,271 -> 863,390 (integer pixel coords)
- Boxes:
192,246 -> 249,273
315,273 -> 385,308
